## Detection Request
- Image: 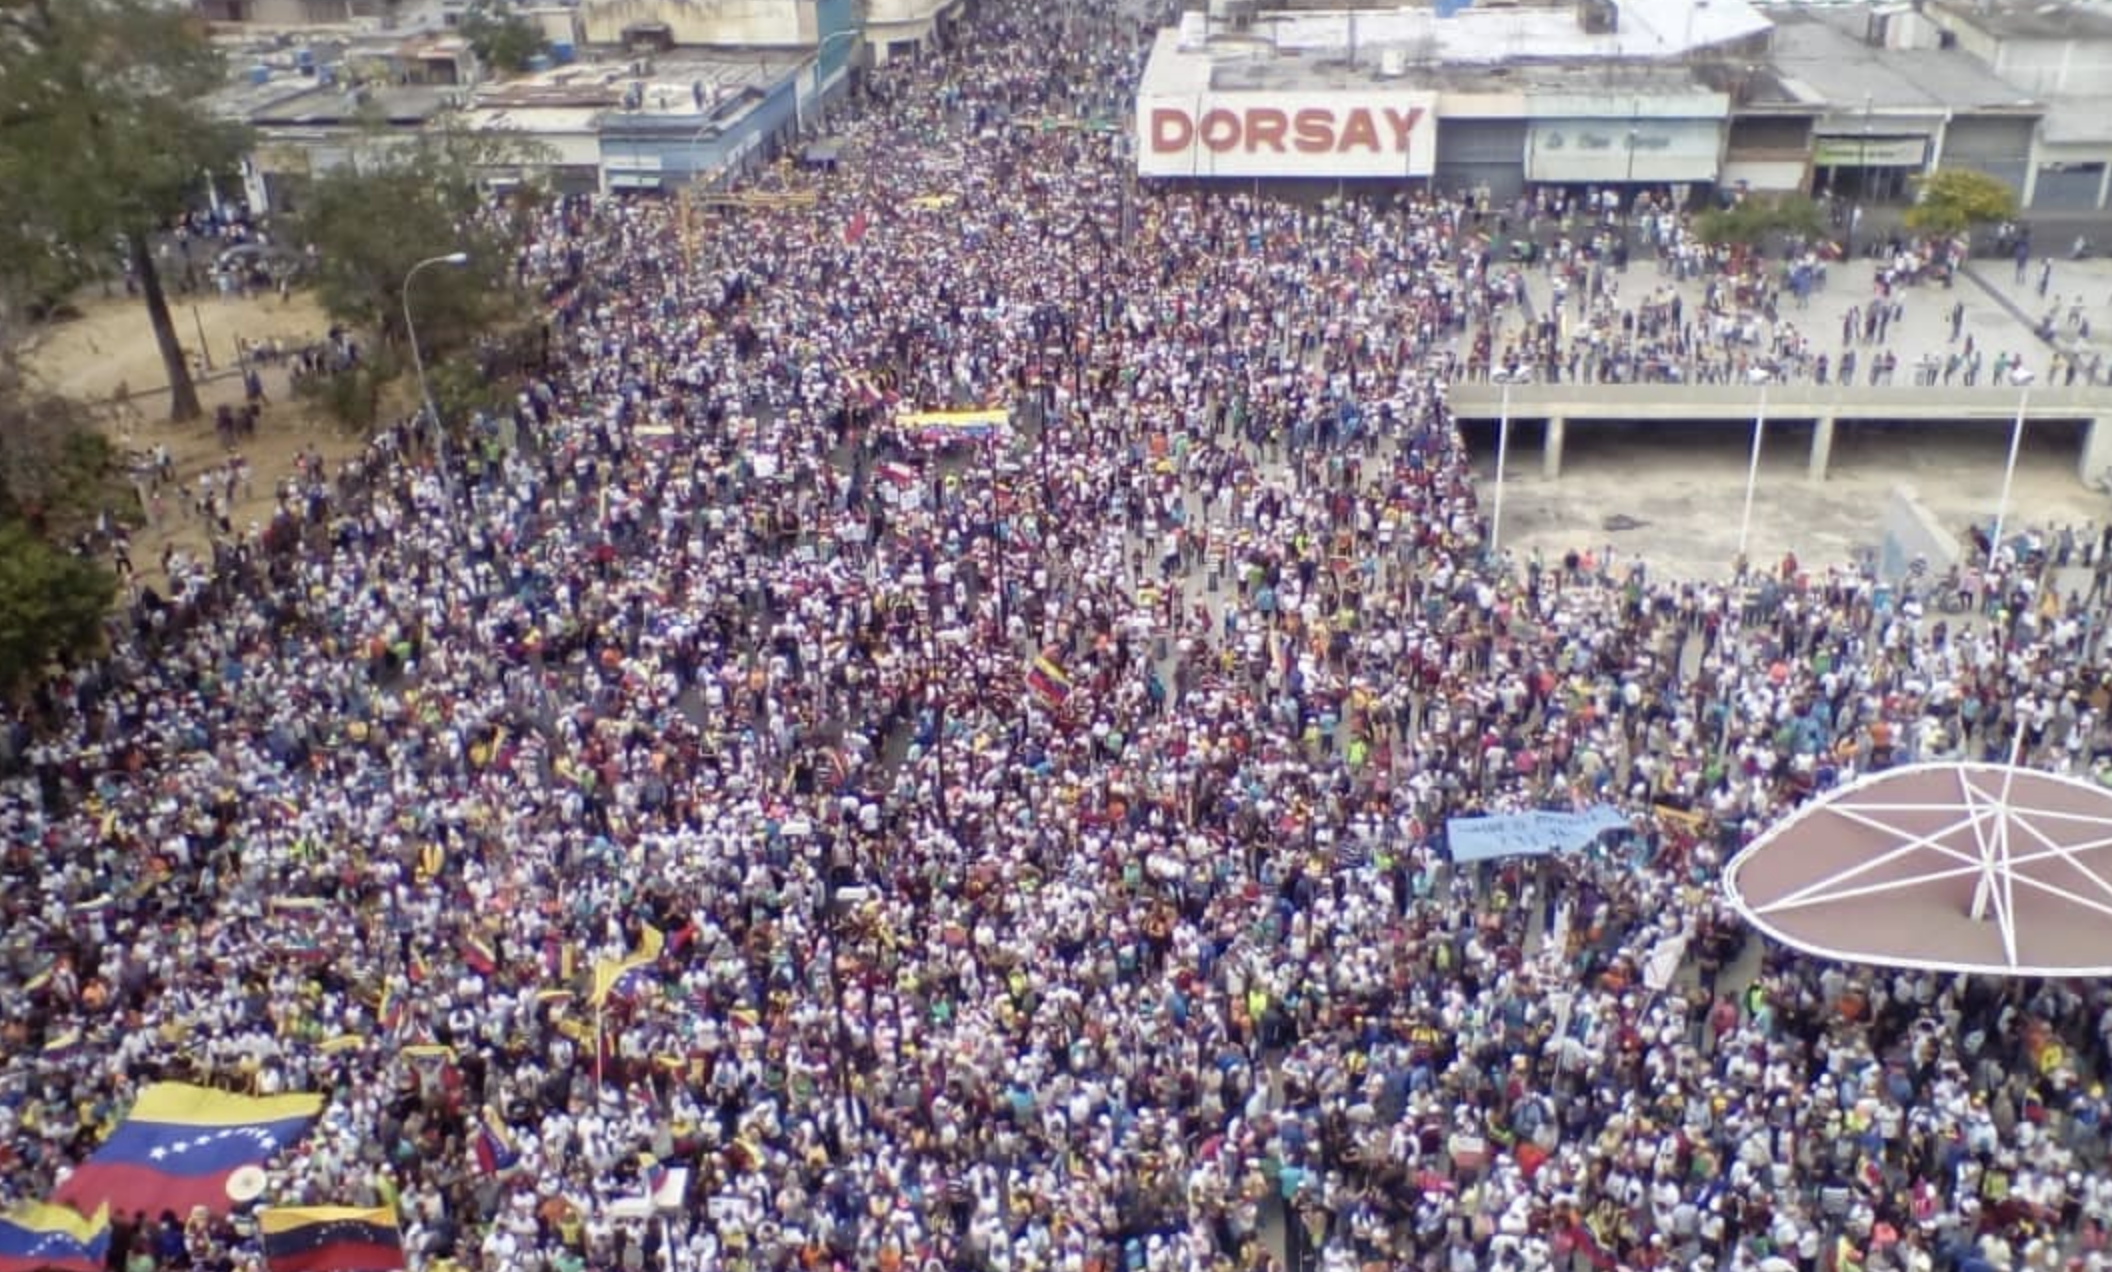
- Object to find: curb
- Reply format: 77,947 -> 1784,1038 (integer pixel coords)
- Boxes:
1959,262 -> 2051,349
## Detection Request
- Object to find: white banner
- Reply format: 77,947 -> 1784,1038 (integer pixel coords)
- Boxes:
1525,119 -> 1723,183
1136,91 -> 1439,179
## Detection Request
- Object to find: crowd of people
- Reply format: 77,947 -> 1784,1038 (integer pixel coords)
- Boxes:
1457,228 -> 2112,391
7,1 -> 2112,1272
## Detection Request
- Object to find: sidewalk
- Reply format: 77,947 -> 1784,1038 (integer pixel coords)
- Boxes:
1469,254 -> 2057,385
1961,255 -> 2112,377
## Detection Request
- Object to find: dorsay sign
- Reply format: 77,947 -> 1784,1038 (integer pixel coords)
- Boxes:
1150,104 -> 1424,156
1136,91 -> 1438,178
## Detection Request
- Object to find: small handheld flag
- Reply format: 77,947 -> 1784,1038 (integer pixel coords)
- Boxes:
1025,652 -> 1073,707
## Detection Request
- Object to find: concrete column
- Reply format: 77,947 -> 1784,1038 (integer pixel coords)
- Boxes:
1809,415 -> 1836,483
1543,415 -> 1566,480
2080,416 -> 2112,486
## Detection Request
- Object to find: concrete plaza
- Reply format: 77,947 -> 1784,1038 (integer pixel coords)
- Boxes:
1458,255 -> 2112,582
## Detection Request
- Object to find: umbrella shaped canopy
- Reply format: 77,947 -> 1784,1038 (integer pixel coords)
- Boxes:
1724,762 -> 2112,976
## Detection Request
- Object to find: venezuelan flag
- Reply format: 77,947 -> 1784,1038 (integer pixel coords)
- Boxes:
258,1206 -> 405,1272
460,933 -> 498,976
53,1084 -> 323,1218
0,1202 -> 109,1272
1025,653 -> 1073,707
588,923 -> 666,1006
471,1108 -> 519,1175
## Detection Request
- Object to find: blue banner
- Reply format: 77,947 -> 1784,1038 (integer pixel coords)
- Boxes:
1445,806 -> 1633,864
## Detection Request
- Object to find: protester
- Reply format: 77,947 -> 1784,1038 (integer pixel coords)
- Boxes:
4,1 -> 2112,1271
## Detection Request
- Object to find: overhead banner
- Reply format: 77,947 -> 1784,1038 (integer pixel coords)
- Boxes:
894,409 -> 1006,446
1445,806 -> 1633,864
1137,91 -> 1439,179
1524,120 -> 1723,183
1813,135 -> 1929,168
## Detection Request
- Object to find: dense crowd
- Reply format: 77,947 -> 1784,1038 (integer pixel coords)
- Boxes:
6,2 -> 2112,1272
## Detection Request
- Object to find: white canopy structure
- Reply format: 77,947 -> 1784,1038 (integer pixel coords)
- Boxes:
1722,762 -> 2112,976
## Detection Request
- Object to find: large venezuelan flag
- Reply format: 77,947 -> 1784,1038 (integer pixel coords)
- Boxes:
54,1083 -> 324,1219
0,1202 -> 110,1272
258,1206 -> 405,1272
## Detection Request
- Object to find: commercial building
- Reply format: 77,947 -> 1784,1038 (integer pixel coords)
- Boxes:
204,0 -> 861,200
573,0 -> 958,63
1133,0 -> 2112,211
1135,0 -> 1765,199
1920,0 -> 2112,210
468,52 -> 817,192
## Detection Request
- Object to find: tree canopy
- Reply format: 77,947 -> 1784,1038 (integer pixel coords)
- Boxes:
1693,194 -> 1825,248
0,518 -> 117,698
0,0 -> 252,420
459,0 -> 551,75
0,359 -> 118,698
1904,168 -> 2019,236
290,123 -> 543,355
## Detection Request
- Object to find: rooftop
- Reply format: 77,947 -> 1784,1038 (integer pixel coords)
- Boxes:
250,83 -> 462,127
205,75 -> 324,123
1199,49 -> 1721,97
1166,0 -> 1773,65
458,105 -> 609,136
1764,7 -> 2043,111
1924,0 -> 2112,41
475,53 -> 801,117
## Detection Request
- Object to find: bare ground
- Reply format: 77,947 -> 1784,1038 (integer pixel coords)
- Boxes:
21,290 -> 367,588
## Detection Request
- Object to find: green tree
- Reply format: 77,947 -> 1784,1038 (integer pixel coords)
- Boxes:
1905,168 -> 2019,236
0,355 -> 135,535
459,0 -> 550,74
291,123 -> 542,356
1694,194 -> 1824,248
0,520 -> 117,697
0,0 -> 251,421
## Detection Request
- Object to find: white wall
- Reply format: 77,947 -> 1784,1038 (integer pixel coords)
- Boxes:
1992,37 -> 2112,96
863,0 -> 951,27
579,0 -> 813,47
1720,159 -> 1808,192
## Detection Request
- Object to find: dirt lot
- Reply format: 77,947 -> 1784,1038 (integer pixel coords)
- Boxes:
21,289 -> 368,587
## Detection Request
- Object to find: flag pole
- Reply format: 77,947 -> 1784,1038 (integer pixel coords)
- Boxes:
595,995 -> 605,1090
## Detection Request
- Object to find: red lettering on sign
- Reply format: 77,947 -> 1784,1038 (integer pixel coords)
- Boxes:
1244,108 -> 1288,152
1292,108 -> 1334,154
1198,108 -> 1242,152
1150,108 -> 1192,152
1147,102 -> 1429,159
1385,107 -> 1425,151
1336,108 -> 1380,153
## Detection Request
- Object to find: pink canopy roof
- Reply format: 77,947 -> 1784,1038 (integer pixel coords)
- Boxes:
1723,762 -> 2112,975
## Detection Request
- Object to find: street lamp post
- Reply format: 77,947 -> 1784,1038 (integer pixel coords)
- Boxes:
1489,377 -> 1513,559
797,29 -> 864,140
1989,375 -> 2034,567
1737,371 -> 1771,564
402,251 -> 469,497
